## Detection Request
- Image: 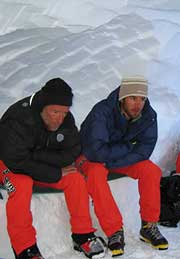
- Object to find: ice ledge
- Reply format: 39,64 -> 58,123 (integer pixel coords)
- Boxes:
0,177 -> 139,258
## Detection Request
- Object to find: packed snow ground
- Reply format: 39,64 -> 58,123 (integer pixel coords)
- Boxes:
0,0 -> 180,258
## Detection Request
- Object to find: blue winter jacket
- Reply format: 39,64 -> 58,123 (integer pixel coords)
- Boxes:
80,87 -> 157,169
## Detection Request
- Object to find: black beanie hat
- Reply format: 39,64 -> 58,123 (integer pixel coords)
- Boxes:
32,78 -> 73,112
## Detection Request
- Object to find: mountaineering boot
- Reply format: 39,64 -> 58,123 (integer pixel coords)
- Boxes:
72,232 -> 106,258
108,228 -> 125,257
13,243 -> 44,259
140,221 -> 168,250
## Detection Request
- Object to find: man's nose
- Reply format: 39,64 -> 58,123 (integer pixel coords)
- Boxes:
57,113 -> 64,123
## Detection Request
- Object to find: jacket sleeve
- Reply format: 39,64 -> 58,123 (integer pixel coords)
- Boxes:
0,120 -> 61,183
32,127 -> 81,168
106,119 -> 157,168
81,112 -> 134,162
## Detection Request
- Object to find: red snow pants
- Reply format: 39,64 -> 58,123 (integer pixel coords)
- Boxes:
176,153 -> 180,173
76,156 -> 162,237
0,160 -> 95,255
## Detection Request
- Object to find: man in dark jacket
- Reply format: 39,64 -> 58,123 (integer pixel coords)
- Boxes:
78,76 -> 168,256
0,78 -> 106,259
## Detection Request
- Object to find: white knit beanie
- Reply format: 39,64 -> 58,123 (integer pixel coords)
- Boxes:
119,76 -> 148,101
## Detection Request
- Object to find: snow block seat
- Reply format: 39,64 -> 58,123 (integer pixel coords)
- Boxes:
0,173 -> 126,195
0,173 -> 126,196
29,172 -> 126,193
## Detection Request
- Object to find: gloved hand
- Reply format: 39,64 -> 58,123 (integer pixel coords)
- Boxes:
62,164 -> 77,177
0,160 -> 10,175
0,161 -> 11,191
75,155 -> 87,173
0,189 -> 3,199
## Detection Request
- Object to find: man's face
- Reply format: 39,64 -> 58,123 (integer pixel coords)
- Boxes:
121,96 -> 146,120
41,105 -> 69,131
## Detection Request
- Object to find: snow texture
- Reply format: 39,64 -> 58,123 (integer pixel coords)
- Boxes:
0,0 -> 180,258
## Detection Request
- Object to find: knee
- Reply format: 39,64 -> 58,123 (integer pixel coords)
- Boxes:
67,171 -> 85,183
141,160 -> 162,180
86,163 -> 108,180
12,174 -> 33,193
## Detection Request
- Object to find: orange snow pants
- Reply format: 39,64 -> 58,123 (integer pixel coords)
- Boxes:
0,160 -> 95,255
76,157 -> 162,237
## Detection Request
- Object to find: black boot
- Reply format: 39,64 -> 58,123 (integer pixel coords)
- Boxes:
108,228 -> 125,257
13,243 -> 45,259
140,221 -> 168,250
72,232 -> 106,258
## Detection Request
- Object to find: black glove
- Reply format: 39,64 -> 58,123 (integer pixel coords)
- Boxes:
0,187 -> 3,200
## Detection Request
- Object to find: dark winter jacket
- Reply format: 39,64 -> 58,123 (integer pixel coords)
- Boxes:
80,87 -> 157,169
0,95 -> 81,183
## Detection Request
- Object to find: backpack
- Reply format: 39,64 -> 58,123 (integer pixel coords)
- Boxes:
159,172 -> 180,227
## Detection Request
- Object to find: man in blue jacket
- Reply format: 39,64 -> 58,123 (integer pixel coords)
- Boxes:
78,76 -> 168,256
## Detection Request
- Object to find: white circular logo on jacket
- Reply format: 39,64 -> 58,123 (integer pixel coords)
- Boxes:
57,133 -> 64,142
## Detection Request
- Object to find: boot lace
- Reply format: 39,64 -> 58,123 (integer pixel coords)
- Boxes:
146,223 -> 164,240
108,229 -> 124,246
